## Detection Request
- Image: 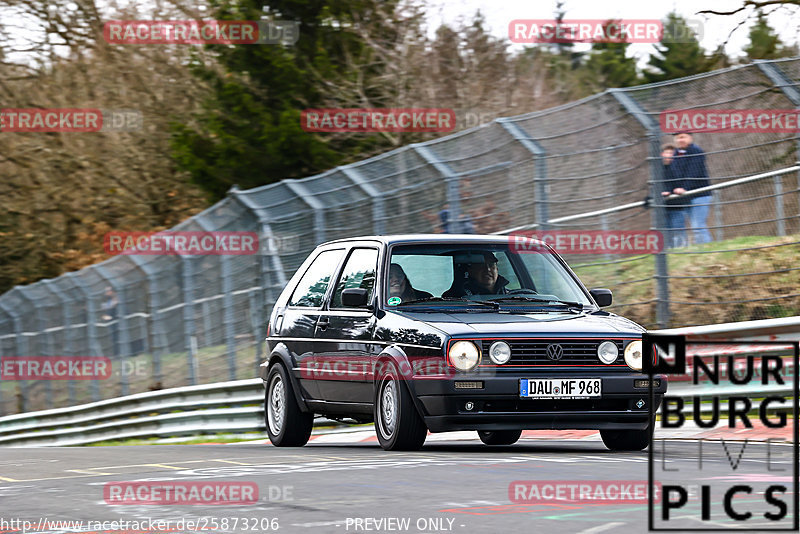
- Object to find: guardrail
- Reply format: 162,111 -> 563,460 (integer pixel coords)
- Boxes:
0,317 -> 797,446
0,379 -> 266,446
652,315 -> 800,342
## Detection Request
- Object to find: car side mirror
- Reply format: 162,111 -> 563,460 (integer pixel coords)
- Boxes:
589,288 -> 612,307
341,288 -> 370,308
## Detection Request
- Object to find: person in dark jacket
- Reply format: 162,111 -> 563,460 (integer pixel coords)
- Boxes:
660,144 -> 687,248
389,263 -> 432,303
672,132 -> 713,244
443,252 -> 509,297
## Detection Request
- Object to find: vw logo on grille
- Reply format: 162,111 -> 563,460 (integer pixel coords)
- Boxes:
546,344 -> 564,361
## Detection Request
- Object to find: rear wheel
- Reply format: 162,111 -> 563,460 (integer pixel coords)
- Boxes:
374,362 -> 427,451
265,363 -> 313,447
600,427 -> 651,451
478,430 -> 522,445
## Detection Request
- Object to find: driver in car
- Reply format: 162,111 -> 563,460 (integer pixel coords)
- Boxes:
444,252 -> 510,297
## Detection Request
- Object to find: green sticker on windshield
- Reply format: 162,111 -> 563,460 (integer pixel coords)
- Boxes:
388,296 -> 401,306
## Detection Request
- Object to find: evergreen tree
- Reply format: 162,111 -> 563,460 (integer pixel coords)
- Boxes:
585,20 -> 638,89
643,12 -> 714,83
170,0 -> 396,201
744,10 -> 795,60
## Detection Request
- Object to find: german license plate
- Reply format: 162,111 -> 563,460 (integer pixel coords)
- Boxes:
520,378 -> 601,399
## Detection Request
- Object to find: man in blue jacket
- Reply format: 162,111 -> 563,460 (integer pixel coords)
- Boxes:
660,144 -> 687,248
671,132 -> 713,244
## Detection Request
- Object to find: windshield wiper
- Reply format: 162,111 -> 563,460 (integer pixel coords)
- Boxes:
396,296 -> 499,310
487,296 -> 584,311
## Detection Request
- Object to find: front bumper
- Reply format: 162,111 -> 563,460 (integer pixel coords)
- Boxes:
412,373 -> 666,433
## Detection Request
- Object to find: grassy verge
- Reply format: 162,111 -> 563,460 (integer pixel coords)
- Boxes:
573,234 -> 800,328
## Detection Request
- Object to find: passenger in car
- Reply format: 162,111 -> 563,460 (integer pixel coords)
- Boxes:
443,252 -> 510,296
389,263 -> 433,302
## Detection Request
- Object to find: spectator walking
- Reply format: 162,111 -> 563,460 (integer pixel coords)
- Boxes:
660,144 -> 687,248
672,132 -> 713,244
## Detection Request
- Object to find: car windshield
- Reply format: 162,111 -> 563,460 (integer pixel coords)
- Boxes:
386,243 -> 593,308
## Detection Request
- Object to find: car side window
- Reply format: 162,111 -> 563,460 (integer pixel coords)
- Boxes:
289,249 -> 345,307
331,248 -> 379,308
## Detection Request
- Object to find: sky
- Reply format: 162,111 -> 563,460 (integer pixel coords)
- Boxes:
427,0 -> 800,65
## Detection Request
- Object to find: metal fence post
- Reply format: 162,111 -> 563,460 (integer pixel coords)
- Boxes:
0,307 -> 6,414
413,144 -> 464,232
201,299 -> 212,347
192,216 -> 237,381
284,181 -> 326,245
43,281 -> 74,406
712,190 -> 723,241
497,119 -> 550,229
229,189 -> 288,377
773,175 -> 786,237
341,165 -> 386,235
221,256 -> 237,380
23,288 -> 54,409
129,257 -> 167,388
69,274 -> 101,401
94,268 -> 130,396
610,88 -> 671,328
248,289 -> 262,376
756,60 -> 800,235
180,256 -> 198,385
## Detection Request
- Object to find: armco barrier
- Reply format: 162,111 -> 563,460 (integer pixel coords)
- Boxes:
0,317 -> 797,446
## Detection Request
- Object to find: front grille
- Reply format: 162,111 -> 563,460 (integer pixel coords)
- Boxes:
480,339 -> 626,366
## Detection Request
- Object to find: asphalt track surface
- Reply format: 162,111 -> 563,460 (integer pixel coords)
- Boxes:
0,435 -> 796,534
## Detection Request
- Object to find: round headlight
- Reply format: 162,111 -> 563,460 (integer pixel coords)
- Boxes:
624,340 -> 643,370
489,341 -> 512,364
449,340 -> 481,371
598,341 -> 619,364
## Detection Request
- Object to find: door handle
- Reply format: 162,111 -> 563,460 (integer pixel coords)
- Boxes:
317,317 -> 329,330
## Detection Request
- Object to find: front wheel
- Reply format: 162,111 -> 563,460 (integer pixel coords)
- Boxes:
600,427 -> 651,451
374,362 -> 427,451
265,363 -> 313,447
478,430 -> 522,445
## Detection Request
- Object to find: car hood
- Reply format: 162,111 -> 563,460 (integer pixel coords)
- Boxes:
396,310 -> 644,337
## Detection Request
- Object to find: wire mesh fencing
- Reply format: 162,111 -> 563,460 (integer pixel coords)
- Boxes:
1,57 -> 799,415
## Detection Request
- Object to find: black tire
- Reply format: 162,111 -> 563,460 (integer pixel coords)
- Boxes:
265,363 -> 313,447
374,361 -> 428,451
600,427 -> 651,451
478,430 -> 522,445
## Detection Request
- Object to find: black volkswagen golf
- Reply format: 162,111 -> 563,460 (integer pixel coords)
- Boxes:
260,235 -> 666,451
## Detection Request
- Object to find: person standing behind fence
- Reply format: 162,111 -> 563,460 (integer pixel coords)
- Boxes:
672,132 -> 713,244
660,144 -> 688,248
101,286 -> 119,357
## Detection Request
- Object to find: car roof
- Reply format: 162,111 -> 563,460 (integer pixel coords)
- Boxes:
322,234 -> 546,246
